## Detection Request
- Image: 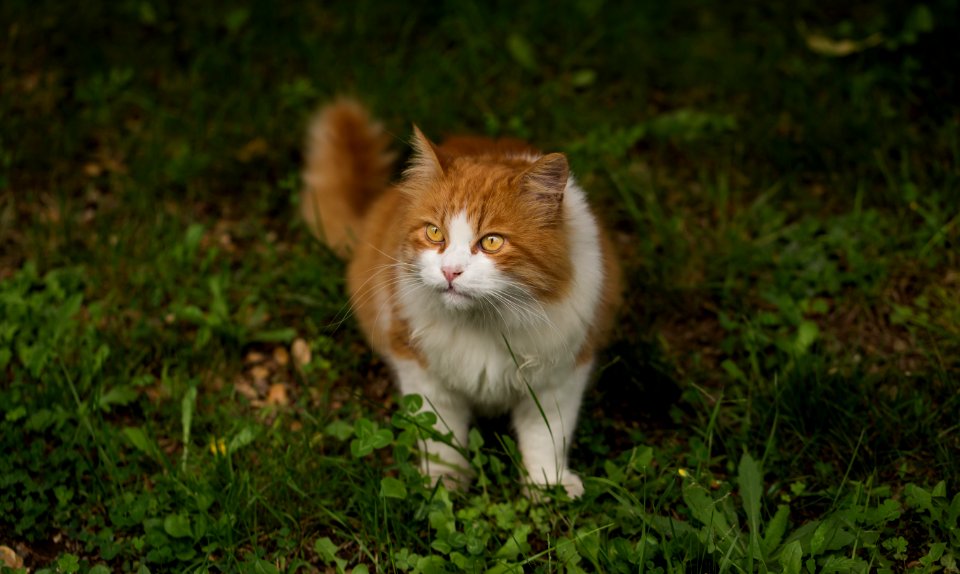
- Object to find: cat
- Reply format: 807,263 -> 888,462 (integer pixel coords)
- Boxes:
301,99 -> 621,497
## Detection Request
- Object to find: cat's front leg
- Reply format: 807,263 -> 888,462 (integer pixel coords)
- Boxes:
511,361 -> 592,498
392,358 -> 472,489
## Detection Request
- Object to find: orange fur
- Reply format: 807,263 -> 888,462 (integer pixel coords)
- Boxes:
301,99 -> 394,257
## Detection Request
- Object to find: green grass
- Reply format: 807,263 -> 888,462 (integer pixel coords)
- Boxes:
2,0 -> 959,572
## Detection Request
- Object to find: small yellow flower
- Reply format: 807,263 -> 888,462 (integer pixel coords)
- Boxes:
209,437 -> 227,456
678,468 -> 689,478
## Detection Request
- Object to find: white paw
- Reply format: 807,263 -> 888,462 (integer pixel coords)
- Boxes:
426,469 -> 472,491
421,455 -> 472,491
560,471 -> 585,498
523,469 -> 584,501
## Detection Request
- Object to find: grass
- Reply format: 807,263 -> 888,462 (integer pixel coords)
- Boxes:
1,0 -> 959,572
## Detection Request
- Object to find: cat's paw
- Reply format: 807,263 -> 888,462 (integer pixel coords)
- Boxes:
560,471 -> 585,498
523,470 -> 584,501
426,468 -> 472,492
421,455 -> 473,491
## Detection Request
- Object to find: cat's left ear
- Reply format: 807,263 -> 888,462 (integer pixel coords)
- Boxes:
521,153 -> 569,218
405,125 -> 447,183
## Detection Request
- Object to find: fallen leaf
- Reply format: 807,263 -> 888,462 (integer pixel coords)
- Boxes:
245,351 -> 267,364
266,383 -> 289,406
0,545 -> 23,569
235,380 -> 259,400
273,346 -> 290,366
292,338 -> 311,367
803,30 -> 883,57
250,365 -> 270,382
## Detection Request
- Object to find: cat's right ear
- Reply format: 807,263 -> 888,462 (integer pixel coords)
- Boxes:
520,153 -> 569,221
404,125 -> 447,186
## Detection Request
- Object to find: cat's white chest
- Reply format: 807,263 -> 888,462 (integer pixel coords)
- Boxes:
411,316 -> 570,412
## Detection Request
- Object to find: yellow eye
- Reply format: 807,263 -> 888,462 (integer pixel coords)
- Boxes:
425,224 -> 444,243
479,234 -> 505,253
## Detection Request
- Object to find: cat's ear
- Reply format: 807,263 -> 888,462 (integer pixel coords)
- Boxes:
405,125 -> 447,184
521,153 -> 569,217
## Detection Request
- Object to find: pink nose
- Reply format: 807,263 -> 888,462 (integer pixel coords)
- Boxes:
442,267 -> 463,284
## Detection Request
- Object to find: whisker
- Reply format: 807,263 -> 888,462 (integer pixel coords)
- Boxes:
364,242 -> 416,267
327,263 -> 419,330
491,285 -> 552,327
372,274 -> 425,336
326,265 -> 394,330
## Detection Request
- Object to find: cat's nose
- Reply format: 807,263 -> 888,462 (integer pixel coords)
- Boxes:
442,266 -> 463,284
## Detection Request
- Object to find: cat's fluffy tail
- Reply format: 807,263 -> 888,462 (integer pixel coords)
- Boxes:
301,99 -> 394,258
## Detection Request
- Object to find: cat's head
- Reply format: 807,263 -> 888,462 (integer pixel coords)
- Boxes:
396,127 -> 573,321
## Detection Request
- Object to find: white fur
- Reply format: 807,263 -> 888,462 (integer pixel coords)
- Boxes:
393,358 -> 472,486
387,178 -> 604,497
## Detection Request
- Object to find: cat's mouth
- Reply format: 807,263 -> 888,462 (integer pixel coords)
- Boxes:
441,286 -> 473,306
444,285 -> 468,297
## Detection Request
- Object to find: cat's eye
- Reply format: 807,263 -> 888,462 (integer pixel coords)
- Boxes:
425,224 -> 444,243
479,234 -> 505,253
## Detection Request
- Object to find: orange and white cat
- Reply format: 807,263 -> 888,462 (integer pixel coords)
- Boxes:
302,100 -> 621,497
